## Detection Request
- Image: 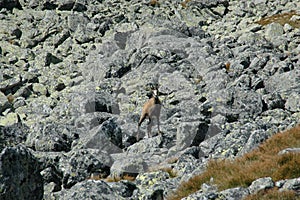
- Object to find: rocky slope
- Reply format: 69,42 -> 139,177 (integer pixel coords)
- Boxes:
0,0 -> 300,199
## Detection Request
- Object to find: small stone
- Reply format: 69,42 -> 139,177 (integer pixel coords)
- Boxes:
285,92 -> 300,112
265,23 -> 284,40
283,23 -> 293,32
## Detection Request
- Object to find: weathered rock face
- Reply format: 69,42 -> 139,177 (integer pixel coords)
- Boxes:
0,0 -> 300,199
0,145 -> 43,200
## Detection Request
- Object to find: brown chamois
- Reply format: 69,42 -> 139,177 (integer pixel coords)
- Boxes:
137,85 -> 162,140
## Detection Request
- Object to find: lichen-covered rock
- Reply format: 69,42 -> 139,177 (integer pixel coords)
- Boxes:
59,149 -> 112,188
54,180 -> 124,200
218,187 -> 249,200
0,145 -> 43,200
278,177 -> 300,192
110,155 -> 147,178
78,118 -> 123,153
248,177 -> 274,194
134,171 -> 170,200
285,92 -> 300,112
0,115 -> 29,150
175,121 -> 209,151
25,122 -> 77,152
109,180 -> 137,198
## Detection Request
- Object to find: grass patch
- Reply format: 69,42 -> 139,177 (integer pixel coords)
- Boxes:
167,125 -> 300,200
256,11 -> 300,28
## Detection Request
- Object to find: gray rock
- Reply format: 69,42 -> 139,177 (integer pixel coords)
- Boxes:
25,122 -> 76,152
218,187 -> 249,200
1,0 -> 300,199
56,180 -> 124,200
0,115 -> 29,150
127,135 -> 164,153
278,148 -> 300,155
182,184 -> 218,200
59,149 -> 112,189
279,177 -> 300,192
110,155 -> 147,177
238,129 -> 270,156
0,75 -> 23,95
109,180 -> 137,198
262,92 -> 285,110
248,177 -> 274,194
0,0 -> 21,10
135,171 -> 170,200
231,89 -> 263,119
265,69 -> 300,96
173,154 -> 202,178
0,91 -> 10,114
0,145 -> 43,200
265,23 -> 284,40
79,118 -> 123,153
285,92 -> 300,112
175,121 -> 209,151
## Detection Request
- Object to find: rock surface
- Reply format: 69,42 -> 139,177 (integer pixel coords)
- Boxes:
0,0 -> 300,199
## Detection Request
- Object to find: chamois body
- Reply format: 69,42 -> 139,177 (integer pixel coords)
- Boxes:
137,88 -> 161,140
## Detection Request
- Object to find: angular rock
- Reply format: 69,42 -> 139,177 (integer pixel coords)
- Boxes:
232,89 -> 263,119
264,23 -> 284,40
134,171 -> 170,199
279,177 -> 300,192
109,180 -> 137,198
59,149 -> 112,189
278,148 -> 300,155
0,115 -> 29,150
25,122 -> 76,152
248,177 -> 274,194
0,91 -> 10,114
0,145 -> 43,200
175,121 -> 209,151
0,0 -> 21,10
79,118 -> 123,153
110,155 -> 147,177
218,187 -> 249,200
262,92 -> 285,110
55,180 -> 124,200
285,92 -> 300,112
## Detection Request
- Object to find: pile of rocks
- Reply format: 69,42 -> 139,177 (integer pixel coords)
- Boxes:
0,0 -> 299,199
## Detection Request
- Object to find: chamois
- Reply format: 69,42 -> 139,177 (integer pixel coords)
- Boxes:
137,84 -> 161,140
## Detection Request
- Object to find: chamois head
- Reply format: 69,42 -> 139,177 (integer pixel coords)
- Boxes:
146,83 -> 159,98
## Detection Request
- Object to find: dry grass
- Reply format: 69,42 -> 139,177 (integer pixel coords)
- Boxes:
149,0 -> 160,7
167,125 -> 300,200
256,11 -> 300,28
105,174 -> 136,182
181,0 -> 191,8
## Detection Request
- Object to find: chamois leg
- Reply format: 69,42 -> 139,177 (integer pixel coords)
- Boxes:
137,114 -> 147,140
157,116 -> 161,134
147,118 -> 153,138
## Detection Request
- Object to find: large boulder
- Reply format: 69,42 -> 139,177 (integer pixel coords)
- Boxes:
55,180 -> 124,200
0,145 -> 43,200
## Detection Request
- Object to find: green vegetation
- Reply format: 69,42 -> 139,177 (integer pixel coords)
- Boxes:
256,11 -> 300,28
168,125 -> 300,200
